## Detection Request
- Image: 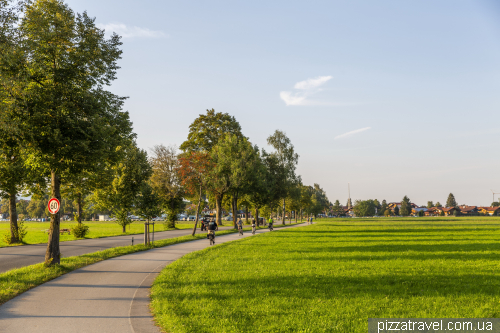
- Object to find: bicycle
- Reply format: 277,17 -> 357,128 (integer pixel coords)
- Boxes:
208,230 -> 215,245
251,224 -> 256,235
238,225 -> 243,236
269,224 -> 274,231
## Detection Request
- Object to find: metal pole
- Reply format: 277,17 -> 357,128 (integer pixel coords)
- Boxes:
132,237 -> 134,246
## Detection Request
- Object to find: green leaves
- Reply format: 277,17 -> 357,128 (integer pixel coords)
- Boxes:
180,108 -> 244,153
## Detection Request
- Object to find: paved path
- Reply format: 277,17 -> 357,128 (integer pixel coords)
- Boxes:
0,226 -> 233,274
0,223 -> 305,333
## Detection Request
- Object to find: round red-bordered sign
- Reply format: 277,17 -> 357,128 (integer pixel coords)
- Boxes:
48,198 -> 60,215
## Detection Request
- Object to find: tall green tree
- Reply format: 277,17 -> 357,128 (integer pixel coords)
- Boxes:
93,144 -> 151,232
180,109 -> 244,153
266,130 -> 299,225
205,134 -> 256,227
446,193 -> 457,208
149,145 -> 185,229
245,154 -> 270,226
379,199 -> 388,216
180,109 -> 244,224
400,195 -> 412,216
427,201 -> 434,208
331,200 -> 343,217
211,134 -> 260,228
1,0 -> 133,265
177,151 -> 213,235
260,151 -> 287,221
353,199 -> 377,217
0,120 -> 27,243
136,182 -> 162,224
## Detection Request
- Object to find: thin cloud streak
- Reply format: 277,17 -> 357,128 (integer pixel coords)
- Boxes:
334,127 -> 371,140
97,23 -> 166,39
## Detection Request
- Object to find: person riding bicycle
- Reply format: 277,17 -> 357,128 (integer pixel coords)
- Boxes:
251,219 -> 256,234
237,218 -> 243,235
268,216 -> 274,230
207,218 -> 217,238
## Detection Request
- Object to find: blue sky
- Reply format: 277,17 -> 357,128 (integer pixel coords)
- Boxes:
67,0 -> 500,206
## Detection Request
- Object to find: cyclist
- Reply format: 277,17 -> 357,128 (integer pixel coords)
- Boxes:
207,218 -> 217,243
251,219 -> 256,235
268,216 -> 274,231
237,218 -> 243,235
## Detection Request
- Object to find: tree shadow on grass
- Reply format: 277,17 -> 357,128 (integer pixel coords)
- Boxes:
153,270 -> 500,332
284,242 -> 500,254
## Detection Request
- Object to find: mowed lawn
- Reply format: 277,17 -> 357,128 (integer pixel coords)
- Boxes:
151,217 -> 500,333
0,221 -> 196,247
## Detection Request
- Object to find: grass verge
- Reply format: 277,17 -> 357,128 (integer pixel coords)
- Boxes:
150,218 -> 500,333
0,221 -> 195,248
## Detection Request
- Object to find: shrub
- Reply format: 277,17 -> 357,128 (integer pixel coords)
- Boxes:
418,210 -> 425,217
3,221 -> 27,244
71,223 -> 89,238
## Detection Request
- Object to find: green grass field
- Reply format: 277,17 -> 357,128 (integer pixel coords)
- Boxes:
0,220 -> 196,247
150,217 -> 500,333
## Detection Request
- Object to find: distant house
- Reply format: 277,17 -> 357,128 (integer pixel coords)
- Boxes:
477,206 -> 500,216
458,205 -> 478,216
411,207 -> 428,215
343,206 -> 354,217
98,215 -> 110,221
388,202 -> 401,210
439,207 -> 460,216
424,207 -> 440,216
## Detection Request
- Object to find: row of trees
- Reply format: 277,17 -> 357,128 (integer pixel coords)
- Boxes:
348,196 -> 413,217
0,1 -> 330,266
175,109 -> 331,233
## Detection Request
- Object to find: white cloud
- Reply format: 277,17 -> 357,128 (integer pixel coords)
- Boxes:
280,75 -> 332,106
294,76 -> 332,90
334,127 -> 371,140
96,23 -> 166,39
279,91 -> 308,106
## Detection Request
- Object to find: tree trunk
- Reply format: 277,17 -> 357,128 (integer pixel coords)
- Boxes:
232,194 -> 238,229
122,223 -> 126,233
282,198 -> 286,225
255,208 -> 259,226
77,192 -> 83,224
245,206 -> 249,224
215,194 -> 223,226
192,184 -> 202,236
9,188 -> 19,243
45,171 -> 61,266
167,200 -> 176,229
300,208 -> 302,222
295,210 -> 297,223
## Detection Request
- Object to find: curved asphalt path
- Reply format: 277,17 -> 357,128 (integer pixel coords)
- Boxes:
0,223 -> 305,333
0,226 -> 233,274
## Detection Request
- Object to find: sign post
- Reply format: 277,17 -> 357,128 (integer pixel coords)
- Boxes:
47,198 -> 60,215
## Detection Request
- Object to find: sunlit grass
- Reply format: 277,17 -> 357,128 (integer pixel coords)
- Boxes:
0,220 -> 194,247
150,217 -> 500,333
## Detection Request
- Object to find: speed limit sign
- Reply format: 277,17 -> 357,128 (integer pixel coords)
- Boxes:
48,198 -> 60,215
